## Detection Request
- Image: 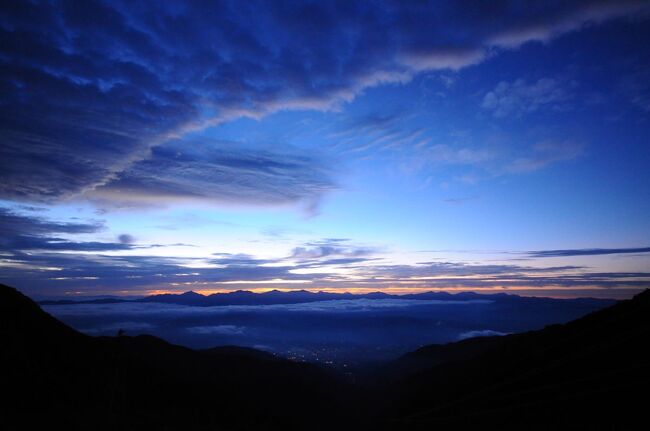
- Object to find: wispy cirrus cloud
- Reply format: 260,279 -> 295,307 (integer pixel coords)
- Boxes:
528,246 -> 650,258
3,248 -> 649,297
0,207 -> 181,253
1,0 -> 647,207
86,139 -> 337,210
0,207 -> 102,235
504,141 -> 584,174
0,207 -> 130,252
2,208 -> 648,297
482,78 -> 574,118
290,239 -> 377,261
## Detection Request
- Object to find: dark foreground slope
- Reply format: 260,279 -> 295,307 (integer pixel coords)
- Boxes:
0,284 -> 353,431
375,289 -> 650,429
3,283 -> 648,430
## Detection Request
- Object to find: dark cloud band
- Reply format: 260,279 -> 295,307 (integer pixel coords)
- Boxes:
1,0 -> 646,205
528,247 -> 650,257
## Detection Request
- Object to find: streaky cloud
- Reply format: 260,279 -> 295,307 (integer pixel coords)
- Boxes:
1,0 -> 647,205
529,247 -> 650,257
87,139 -> 337,209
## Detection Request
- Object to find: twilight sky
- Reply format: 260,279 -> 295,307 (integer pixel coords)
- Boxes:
1,0 -> 650,299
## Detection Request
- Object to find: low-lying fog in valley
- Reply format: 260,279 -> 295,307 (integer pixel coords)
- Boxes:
44,295 -> 611,365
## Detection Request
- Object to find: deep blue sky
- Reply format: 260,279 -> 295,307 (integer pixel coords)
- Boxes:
1,0 -> 649,299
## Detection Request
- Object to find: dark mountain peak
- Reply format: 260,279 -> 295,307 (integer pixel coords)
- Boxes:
0,283 -> 80,341
363,291 -> 390,298
141,290 -> 207,304
3,282 -> 648,429
633,288 -> 650,302
2,283 -> 350,430
398,288 -> 648,364
224,290 -> 255,296
1,283 -> 35,310
41,287 -> 622,308
380,288 -> 650,427
264,289 -> 284,295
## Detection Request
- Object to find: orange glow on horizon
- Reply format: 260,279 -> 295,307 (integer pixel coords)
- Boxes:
134,284 -> 637,299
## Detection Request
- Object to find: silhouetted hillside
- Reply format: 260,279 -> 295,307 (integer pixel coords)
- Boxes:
1,284 -> 353,431
40,288 -> 616,364
3,283 -> 648,430
375,289 -> 650,429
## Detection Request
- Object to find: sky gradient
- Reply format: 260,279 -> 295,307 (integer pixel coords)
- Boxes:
1,0 -> 650,299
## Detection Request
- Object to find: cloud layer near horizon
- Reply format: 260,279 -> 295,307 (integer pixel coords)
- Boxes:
2,208 -> 649,297
41,293 -> 614,362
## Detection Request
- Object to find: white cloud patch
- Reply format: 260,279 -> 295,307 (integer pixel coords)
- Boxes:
186,325 -> 246,335
458,329 -> 509,340
482,78 -> 573,118
505,141 -> 583,174
44,298 -> 493,319
2,0 -> 647,205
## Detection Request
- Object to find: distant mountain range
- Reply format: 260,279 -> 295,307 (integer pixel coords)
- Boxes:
1,283 -> 352,430
39,288 -> 616,307
376,289 -> 650,429
4,283 -> 648,430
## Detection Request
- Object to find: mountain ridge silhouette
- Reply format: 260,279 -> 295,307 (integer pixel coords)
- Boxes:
1,283 -> 353,430
373,289 -> 650,429
38,288 -> 618,307
2,283 -> 648,430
